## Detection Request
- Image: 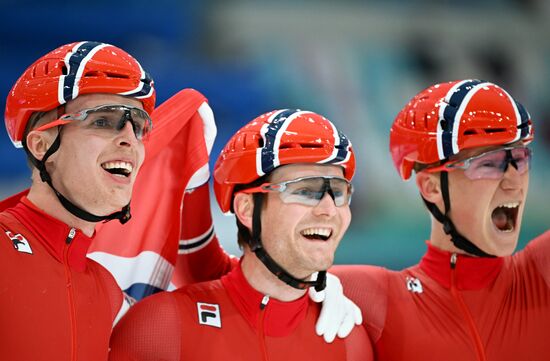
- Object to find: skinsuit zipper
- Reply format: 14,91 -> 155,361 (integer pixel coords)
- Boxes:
64,228 -> 77,361
450,253 -> 487,361
258,295 -> 270,361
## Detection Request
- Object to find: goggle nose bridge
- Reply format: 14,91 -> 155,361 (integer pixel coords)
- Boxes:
502,149 -> 519,172
318,177 -> 336,202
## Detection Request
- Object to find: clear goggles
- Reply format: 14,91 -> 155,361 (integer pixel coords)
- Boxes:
241,175 -> 353,207
35,104 -> 153,140
426,146 -> 532,180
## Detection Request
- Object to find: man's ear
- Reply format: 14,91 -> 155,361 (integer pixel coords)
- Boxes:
233,192 -> 254,229
416,171 -> 442,203
25,130 -> 55,161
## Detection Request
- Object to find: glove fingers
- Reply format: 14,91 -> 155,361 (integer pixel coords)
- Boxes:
322,323 -> 338,343
336,312 -> 355,339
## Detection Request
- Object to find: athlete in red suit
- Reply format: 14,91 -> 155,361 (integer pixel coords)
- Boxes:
172,80 -> 549,361
109,109 -> 373,360
0,41 -> 155,361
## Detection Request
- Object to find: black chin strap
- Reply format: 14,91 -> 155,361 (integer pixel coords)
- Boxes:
422,171 -> 495,258
23,129 -> 131,225
250,194 -> 327,292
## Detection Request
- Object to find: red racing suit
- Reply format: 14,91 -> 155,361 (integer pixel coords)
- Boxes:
332,231 -> 550,361
109,261 -> 373,361
0,197 -> 122,361
179,230 -> 550,361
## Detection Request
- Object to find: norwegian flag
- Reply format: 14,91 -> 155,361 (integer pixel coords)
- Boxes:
88,88 -> 217,301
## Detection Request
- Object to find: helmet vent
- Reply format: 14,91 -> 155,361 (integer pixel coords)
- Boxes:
279,143 -> 322,149
484,128 -> 506,134
83,71 -> 129,79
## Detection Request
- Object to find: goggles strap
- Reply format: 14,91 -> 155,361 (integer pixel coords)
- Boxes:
22,126 -> 132,225
421,172 -> 495,258
249,194 -> 327,292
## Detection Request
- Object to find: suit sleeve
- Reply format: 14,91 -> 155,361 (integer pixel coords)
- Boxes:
109,292 -> 182,361
172,182 -> 238,287
330,264 -> 389,344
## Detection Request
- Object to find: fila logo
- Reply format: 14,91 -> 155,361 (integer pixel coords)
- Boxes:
5,230 -> 33,254
197,302 -> 221,328
406,277 -> 423,294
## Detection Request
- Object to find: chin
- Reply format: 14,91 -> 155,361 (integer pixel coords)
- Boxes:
485,234 -> 519,257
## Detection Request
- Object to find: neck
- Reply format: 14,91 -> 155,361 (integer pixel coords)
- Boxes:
429,216 -> 469,255
27,181 -> 96,237
241,249 -> 308,302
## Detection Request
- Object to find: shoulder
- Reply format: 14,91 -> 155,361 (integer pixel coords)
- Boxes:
514,229 -> 550,266
110,291 -> 183,360
525,229 -> 550,251
330,265 -> 392,344
331,264 -> 391,292
172,279 -> 226,301
112,291 -> 182,343
0,211 -> 34,255
515,229 -> 550,287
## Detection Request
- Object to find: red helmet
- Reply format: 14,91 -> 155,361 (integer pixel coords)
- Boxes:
5,41 -> 156,148
390,79 -> 533,180
214,109 -> 356,213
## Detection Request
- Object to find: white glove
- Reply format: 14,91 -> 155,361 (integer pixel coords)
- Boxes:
309,272 -> 363,343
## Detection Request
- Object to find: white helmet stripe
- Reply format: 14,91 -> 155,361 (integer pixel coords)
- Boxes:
255,109 -> 304,177
451,82 -> 490,154
437,79 -> 488,159
57,41 -> 109,105
437,80 -> 469,160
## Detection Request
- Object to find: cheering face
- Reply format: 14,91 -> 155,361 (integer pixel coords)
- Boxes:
258,164 -> 352,279
445,146 -> 530,256
44,93 -> 146,217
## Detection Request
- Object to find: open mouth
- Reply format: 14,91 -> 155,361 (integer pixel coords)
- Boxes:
300,227 -> 332,241
491,202 -> 519,232
101,161 -> 133,178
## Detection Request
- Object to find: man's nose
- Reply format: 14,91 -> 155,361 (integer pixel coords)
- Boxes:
312,192 -> 338,217
116,120 -> 139,146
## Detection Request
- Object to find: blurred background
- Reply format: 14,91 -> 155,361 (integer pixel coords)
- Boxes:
1,0 -> 548,269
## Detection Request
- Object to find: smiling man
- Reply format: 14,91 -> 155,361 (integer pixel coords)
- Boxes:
109,110 -> 372,361
0,41 -> 155,361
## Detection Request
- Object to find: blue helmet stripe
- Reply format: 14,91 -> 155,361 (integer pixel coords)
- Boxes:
62,41 -> 104,103
125,70 -> 154,99
261,109 -> 299,175
333,131 -> 350,163
515,101 -> 530,139
440,79 -> 483,158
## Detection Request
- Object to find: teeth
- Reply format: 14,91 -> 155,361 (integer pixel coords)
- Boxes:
101,161 -> 133,174
499,202 -> 519,209
301,228 -> 331,237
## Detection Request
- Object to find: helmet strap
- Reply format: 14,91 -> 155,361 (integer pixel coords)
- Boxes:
422,172 -> 495,258
249,194 -> 327,292
22,128 -> 131,225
